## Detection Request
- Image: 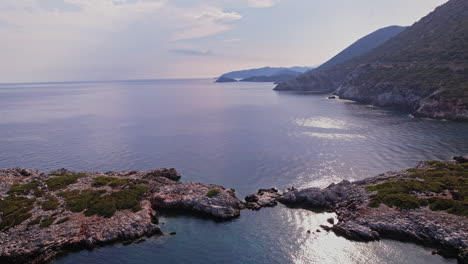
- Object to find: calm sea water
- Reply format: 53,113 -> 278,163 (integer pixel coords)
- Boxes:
1,79 -> 467,264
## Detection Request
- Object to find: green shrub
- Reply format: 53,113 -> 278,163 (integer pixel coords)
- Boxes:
41,195 -> 60,211
84,196 -> 116,218
59,189 -> 106,212
28,216 -> 42,226
0,196 -> 35,230
108,178 -> 131,188
8,182 -> 39,195
46,173 -> 83,191
40,217 -> 56,228
92,176 -> 143,188
206,189 -> 220,198
429,198 -> 468,217
110,186 -> 147,212
135,179 -> 149,185
383,194 -> 427,209
92,176 -> 118,187
367,161 -> 467,215
60,185 -> 147,218
368,199 -> 381,208
56,217 -> 70,225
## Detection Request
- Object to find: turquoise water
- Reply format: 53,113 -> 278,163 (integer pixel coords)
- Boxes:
0,79 -> 466,263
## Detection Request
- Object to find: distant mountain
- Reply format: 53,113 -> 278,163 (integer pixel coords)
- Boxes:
318,26 -> 406,70
215,77 -> 237,83
275,0 -> 468,121
240,69 -> 302,83
275,25 -> 407,92
288,67 -> 313,73
220,66 -> 312,79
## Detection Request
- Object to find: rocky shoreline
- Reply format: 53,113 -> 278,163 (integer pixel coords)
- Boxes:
250,159 -> 468,263
0,168 -> 244,263
1,158 -> 467,263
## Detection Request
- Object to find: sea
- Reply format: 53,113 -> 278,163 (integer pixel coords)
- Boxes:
1,79 -> 467,264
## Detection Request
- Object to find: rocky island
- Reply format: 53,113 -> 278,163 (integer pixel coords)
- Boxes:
1,157 -> 467,263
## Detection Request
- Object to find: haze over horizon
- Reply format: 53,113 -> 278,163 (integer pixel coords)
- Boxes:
0,0 -> 447,83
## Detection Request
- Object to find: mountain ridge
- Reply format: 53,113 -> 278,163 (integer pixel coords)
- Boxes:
220,66 -> 312,79
275,0 -> 468,121
318,26 -> 406,70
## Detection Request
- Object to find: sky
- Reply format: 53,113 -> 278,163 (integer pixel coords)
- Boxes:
0,0 -> 448,83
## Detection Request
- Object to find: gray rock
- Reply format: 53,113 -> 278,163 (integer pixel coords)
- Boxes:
454,155 -> 468,163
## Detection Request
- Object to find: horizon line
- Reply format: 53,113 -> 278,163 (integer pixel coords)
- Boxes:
0,77 -> 219,86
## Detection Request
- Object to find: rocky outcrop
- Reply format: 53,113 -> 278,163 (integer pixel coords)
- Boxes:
246,159 -> 468,262
244,188 -> 281,210
414,96 -> 468,121
278,180 -> 368,209
454,155 -> 468,163
0,168 -> 244,263
151,183 -> 244,219
278,159 -> 468,263
144,168 -> 181,182
1,158 -> 467,263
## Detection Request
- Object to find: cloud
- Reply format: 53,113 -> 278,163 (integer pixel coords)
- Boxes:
0,0 -> 165,32
170,7 -> 242,41
223,38 -> 241,42
169,49 -> 213,56
0,0 -> 275,82
247,0 -> 281,8
38,0 -> 82,12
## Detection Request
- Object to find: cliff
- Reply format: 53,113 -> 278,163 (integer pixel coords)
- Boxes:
275,0 -> 468,121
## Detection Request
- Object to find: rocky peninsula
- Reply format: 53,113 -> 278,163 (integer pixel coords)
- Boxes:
0,168 -> 243,263
277,159 -> 468,263
1,157 -> 467,263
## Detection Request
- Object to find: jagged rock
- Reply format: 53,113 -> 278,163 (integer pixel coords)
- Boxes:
150,183 -> 243,219
458,249 -> 468,264
332,222 -> 380,241
145,168 -> 181,182
275,161 -> 467,261
244,188 -> 281,210
454,155 -> 468,163
278,180 -> 367,210
49,168 -> 73,175
320,225 -> 332,232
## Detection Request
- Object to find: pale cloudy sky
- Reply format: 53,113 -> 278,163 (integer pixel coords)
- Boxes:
0,0 -> 447,83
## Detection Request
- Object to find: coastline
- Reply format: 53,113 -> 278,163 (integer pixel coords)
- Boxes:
1,158 -> 467,263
